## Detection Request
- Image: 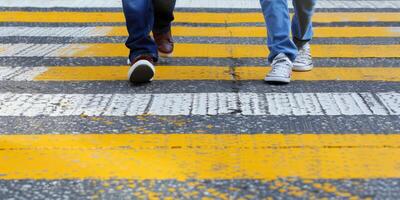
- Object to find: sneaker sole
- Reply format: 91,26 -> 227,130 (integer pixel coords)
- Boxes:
128,60 -> 155,83
264,76 -> 291,83
293,64 -> 314,72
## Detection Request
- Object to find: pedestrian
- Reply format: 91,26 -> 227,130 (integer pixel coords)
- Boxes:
122,0 -> 176,83
261,0 -> 316,83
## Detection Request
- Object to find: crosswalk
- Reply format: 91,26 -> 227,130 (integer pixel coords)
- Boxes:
1,0 -> 400,9
0,92 -> 398,116
0,0 -> 400,199
1,134 -> 400,180
2,66 -> 400,81
2,26 -> 400,37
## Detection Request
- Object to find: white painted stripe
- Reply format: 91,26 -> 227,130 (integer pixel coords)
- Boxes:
2,26 -> 400,38
377,93 -> 400,115
0,27 -> 113,37
0,66 -> 48,81
0,92 -> 396,117
0,0 -> 399,9
359,93 -> 389,115
0,44 -> 67,57
176,0 -> 400,9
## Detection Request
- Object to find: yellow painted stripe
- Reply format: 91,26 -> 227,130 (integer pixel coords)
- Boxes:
52,43 -> 400,58
1,11 -> 399,23
107,26 -> 400,38
0,133 -> 400,180
236,67 -> 400,81
35,66 -> 232,81
34,66 -> 400,81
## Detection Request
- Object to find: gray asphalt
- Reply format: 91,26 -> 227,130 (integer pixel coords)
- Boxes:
1,57 -> 399,67
2,36 -> 400,45
1,115 -> 399,134
1,6 -> 399,12
1,81 -> 399,94
2,22 -> 400,27
1,179 -> 400,200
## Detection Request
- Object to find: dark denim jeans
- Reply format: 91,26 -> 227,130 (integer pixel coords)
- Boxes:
122,0 -> 176,62
260,0 -> 316,62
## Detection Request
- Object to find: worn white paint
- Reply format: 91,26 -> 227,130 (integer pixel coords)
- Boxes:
0,92 -> 397,117
0,67 -> 48,81
0,44 -> 67,57
377,93 -> 400,115
0,0 -> 399,8
0,27 -> 113,37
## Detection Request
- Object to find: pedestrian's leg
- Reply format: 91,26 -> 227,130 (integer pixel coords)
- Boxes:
260,0 -> 297,83
152,0 -> 176,57
122,0 -> 158,83
260,0 -> 297,63
152,0 -> 176,34
122,0 -> 158,62
291,0 -> 316,47
292,0 -> 316,71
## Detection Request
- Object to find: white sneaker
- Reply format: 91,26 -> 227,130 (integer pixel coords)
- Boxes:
264,53 -> 293,83
293,43 -> 313,72
128,56 -> 155,83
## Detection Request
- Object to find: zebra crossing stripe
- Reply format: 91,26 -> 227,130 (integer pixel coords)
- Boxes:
0,67 -> 47,81
1,133 -> 400,180
1,26 -> 400,38
0,27 -> 113,37
1,43 -> 400,58
0,92 -> 398,116
1,66 -> 399,82
0,0 -> 399,9
176,0 -> 400,9
1,12 -> 399,23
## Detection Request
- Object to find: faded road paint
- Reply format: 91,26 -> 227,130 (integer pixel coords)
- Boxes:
1,0 -> 400,9
28,66 -> 400,81
1,134 -> 400,180
1,43 -> 400,58
0,92 -> 397,116
1,12 -> 400,23
1,26 -> 400,38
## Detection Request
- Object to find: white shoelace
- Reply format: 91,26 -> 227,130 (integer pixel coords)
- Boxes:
270,56 -> 292,76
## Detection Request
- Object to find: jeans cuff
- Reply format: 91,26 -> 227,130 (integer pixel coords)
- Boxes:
129,52 -> 159,63
293,37 -> 310,48
152,25 -> 172,34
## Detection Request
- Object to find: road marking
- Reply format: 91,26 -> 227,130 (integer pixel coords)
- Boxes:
1,0 -> 399,9
2,66 -> 399,82
176,0 -> 400,9
1,43 -> 399,58
2,26 -> 400,38
0,92 -> 397,116
234,67 -> 400,81
141,26 -> 400,38
28,66 -> 400,82
377,93 -> 400,115
34,66 -> 232,81
1,133 -> 400,180
0,67 -> 47,81
2,12 -> 399,23
0,27 -> 113,37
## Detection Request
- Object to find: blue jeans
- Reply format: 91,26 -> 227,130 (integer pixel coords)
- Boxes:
260,0 -> 316,62
122,0 -> 176,62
